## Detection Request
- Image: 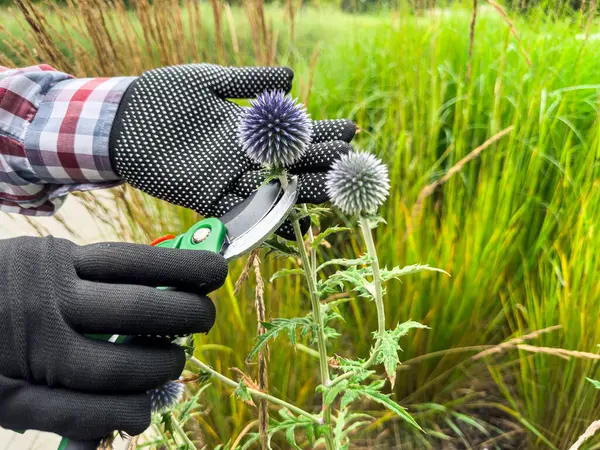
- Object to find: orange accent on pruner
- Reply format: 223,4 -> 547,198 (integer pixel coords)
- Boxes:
150,234 -> 176,247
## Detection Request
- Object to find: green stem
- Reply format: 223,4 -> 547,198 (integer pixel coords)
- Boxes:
295,342 -> 321,358
189,357 -> 320,424
170,413 -> 197,449
359,216 -> 386,336
292,217 -> 334,450
329,216 -> 388,387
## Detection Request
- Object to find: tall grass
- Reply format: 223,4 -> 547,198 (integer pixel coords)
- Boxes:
4,0 -> 600,448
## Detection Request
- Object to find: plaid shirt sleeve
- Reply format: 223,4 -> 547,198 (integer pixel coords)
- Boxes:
0,65 -> 135,216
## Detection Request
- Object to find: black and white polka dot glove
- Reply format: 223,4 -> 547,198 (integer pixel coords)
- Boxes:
109,64 -> 356,237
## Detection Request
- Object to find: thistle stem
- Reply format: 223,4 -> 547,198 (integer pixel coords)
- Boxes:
189,357 -> 320,424
359,215 -> 385,369
170,412 -> 197,449
329,216 -> 387,383
359,215 -> 386,337
292,217 -> 334,450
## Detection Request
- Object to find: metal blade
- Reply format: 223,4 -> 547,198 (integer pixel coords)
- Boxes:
221,176 -> 299,261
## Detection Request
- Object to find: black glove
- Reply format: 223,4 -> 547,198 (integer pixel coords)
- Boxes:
109,64 -> 356,236
0,236 -> 227,440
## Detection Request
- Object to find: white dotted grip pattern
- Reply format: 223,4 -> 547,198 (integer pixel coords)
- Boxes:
111,64 -> 356,220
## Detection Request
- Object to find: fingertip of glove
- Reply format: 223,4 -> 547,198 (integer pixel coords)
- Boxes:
172,345 -> 187,379
340,120 -> 357,142
280,66 -> 294,91
191,250 -> 229,292
123,394 -> 153,436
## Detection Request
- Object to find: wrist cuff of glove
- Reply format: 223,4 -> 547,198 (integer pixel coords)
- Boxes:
108,77 -> 139,176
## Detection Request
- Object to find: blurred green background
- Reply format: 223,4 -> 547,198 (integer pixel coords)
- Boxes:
3,0 -> 600,448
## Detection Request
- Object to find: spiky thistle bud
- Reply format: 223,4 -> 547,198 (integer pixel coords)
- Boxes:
326,152 -> 390,216
148,381 -> 184,413
239,90 -> 312,168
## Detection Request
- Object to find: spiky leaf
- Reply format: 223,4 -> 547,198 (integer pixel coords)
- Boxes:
312,226 -> 350,248
262,237 -> 299,259
270,268 -> 305,282
374,330 -> 402,388
247,317 -> 312,361
359,382 -> 422,431
317,254 -> 371,272
234,380 -> 255,407
285,426 -> 302,450
373,321 -> 428,387
340,389 -> 361,409
380,264 -> 450,282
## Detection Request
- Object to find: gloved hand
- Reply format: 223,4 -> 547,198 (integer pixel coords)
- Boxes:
109,64 -> 356,237
0,236 -> 228,441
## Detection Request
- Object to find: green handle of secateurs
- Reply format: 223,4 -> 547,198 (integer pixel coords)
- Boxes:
56,218 -> 227,450
154,217 -> 226,252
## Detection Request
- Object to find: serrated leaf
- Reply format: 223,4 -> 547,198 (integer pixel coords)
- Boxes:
333,356 -> 373,380
312,226 -> 350,248
234,380 -> 255,407
324,380 -> 349,406
340,389 -> 360,409
247,317 -> 313,361
360,388 -> 422,431
285,426 -> 302,450
392,320 -> 429,339
160,411 -> 174,435
587,377 -> 600,389
372,321 -> 427,387
316,254 -> 371,272
365,215 -> 387,229
179,382 -> 211,420
374,330 -> 402,388
381,264 -> 450,282
293,205 -> 330,221
321,266 -> 373,298
262,237 -> 299,259
269,268 -> 305,282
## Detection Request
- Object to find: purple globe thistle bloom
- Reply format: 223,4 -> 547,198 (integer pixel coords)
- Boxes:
148,381 -> 184,413
239,90 -> 312,168
326,152 -> 390,216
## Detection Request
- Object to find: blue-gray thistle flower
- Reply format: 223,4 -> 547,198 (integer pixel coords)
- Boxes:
148,381 -> 184,413
326,152 -> 390,216
239,90 -> 312,167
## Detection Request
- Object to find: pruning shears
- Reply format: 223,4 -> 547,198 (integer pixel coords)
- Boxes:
56,176 -> 299,450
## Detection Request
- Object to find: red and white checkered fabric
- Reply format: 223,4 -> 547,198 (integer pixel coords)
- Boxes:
0,65 -> 134,216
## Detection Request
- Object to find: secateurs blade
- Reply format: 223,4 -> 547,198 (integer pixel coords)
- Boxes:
151,175 -> 299,258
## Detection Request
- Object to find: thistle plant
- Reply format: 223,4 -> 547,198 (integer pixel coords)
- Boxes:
149,95 -> 447,449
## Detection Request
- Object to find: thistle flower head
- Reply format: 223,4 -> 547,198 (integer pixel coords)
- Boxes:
148,381 -> 184,413
239,90 -> 312,168
326,152 -> 390,216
